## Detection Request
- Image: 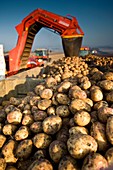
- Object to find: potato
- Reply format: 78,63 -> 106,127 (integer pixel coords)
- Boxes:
27,159 -> 53,170
67,134 -> 97,159
69,99 -> 91,114
4,105 -> 16,114
90,111 -> 98,123
23,103 -> 31,110
2,139 -> 18,163
1,100 -> 10,107
22,114 -> 34,126
34,84 -> 45,95
47,106 -> 56,116
33,110 -> 47,121
80,80 -> 91,90
33,149 -> 46,160
69,88 -> 87,100
51,92 -> 59,106
7,110 -> 23,125
106,91 -> 113,102
83,98 -> 93,107
74,110 -> 91,126
15,126 -> 30,141
2,124 -> 17,136
0,134 -> 6,148
97,106 -> 113,123
49,140 -> 67,163
45,76 -> 57,88
30,121 -> 42,133
56,127 -> 69,143
106,116 -> 113,145
56,93 -> 70,105
56,105 -> 70,117
6,166 -> 17,170
69,126 -> 88,137
82,152 -> 108,170
68,85 -> 81,98
21,96 -> 31,105
0,158 -> 6,170
105,147 -> 113,166
39,88 -> 53,99
78,75 -> 89,83
93,100 -> 108,110
90,88 -> 103,102
57,81 -> 71,93
58,155 -> 79,170
10,97 -> 21,106
61,71 -> 72,80
91,71 -> 103,81
23,109 -> 31,115
29,96 -> 40,106
17,159 -> 33,170
17,103 -> 25,111
31,105 -> 38,114
90,121 -> 109,151
38,99 -> 52,110
33,133 -> 52,149
69,118 -> 75,127
42,115 -> 62,134
103,72 -> 113,81
15,139 -> 33,159
98,80 -> 113,91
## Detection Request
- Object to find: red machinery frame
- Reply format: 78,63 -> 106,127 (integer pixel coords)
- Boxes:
9,8 -> 84,73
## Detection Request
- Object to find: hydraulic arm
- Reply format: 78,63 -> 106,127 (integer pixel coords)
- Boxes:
9,8 -> 84,72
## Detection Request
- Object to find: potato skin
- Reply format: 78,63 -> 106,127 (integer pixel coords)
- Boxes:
42,115 -> 62,135
57,81 -> 71,93
39,88 -> 53,99
56,93 -> 70,105
69,126 -> 88,137
98,80 -> 113,91
0,134 -> 6,148
74,110 -> 91,126
27,159 -> 53,170
33,133 -> 52,149
90,88 -> 103,102
38,99 -> 52,110
2,124 -> 17,136
30,121 -> 42,133
49,140 -> 67,163
105,147 -> 113,166
90,121 -> 109,151
97,106 -> 113,123
15,139 -> 33,160
67,134 -> 97,159
69,99 -> 91,114
14,126 -> 30,141
58,155 -> 79,170
56,105 -> 70,117
106,116 -> 113,145
0,158 -> 6,170
82,153 -> 108,170
2,139 -> 18,163
7,110 -> 22,125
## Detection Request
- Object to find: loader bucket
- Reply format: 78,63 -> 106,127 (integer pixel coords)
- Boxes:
62,36 -> 83,57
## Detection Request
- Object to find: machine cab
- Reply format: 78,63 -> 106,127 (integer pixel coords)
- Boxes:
34,48 -> 49,60
79,46 -> 90,57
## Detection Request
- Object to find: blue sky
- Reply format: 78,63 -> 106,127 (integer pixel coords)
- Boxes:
0,0 -> 113,52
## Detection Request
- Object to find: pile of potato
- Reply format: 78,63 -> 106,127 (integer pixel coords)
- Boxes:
1,55 -> 113,169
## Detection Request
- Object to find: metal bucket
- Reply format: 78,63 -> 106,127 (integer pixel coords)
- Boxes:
62,37 -> 83,57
